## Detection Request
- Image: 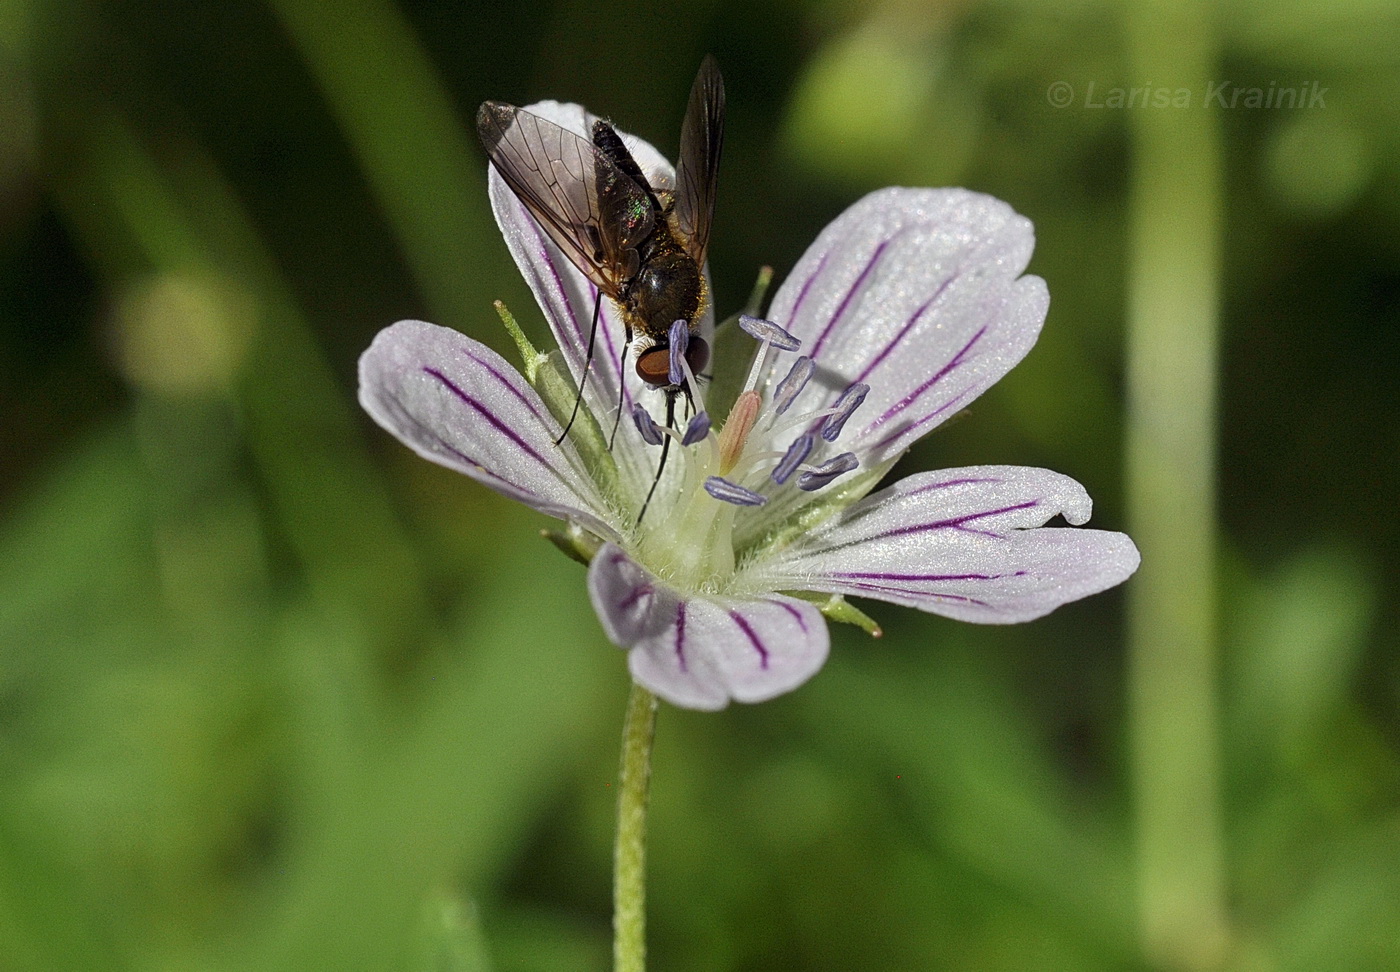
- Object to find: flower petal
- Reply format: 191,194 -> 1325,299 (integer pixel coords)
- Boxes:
760,187 -> 1048,466
359,319 -> 618,539
487,101 -> 710,501
589,544 -> 830,710
747,466 -> 1140,623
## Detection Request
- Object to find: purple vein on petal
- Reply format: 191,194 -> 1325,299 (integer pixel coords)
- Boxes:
432,436 -> 540,497
785,251 -> 830,327
519,207 -> 631,409
728,610 -> 770,669
516,202 -> 587,352
851,265 -> 962,386
591,282 -> 633,410
827,570 -> 1029,582
460,346 -> 553,426
385,388 -> 545,501
811,476 -> 1006,535
831,581 -> 991,607
422,367 -> 567,483
863,324 -> 989,449
812,500 -> 1041,555
779,600 -> 809,633
674,600 -> 689,673
867,386 -> 979,455
617,582 -> 652,612
808,238 -> 891,360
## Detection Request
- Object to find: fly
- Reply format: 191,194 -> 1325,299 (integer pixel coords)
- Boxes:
476,57 -> 725,470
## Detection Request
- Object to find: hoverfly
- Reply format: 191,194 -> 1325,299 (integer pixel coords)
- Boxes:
476,57 -> 724,457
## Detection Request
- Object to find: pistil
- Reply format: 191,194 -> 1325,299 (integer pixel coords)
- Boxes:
630,314 -> 870,592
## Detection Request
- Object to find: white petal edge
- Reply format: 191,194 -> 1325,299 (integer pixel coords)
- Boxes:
746,466 -> 1140,624
758,187 -> 1048,467
589,544 -> 830,710
358,319 -> 619,541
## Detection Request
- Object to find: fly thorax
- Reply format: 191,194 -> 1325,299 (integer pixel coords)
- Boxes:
630,250 -> 704,336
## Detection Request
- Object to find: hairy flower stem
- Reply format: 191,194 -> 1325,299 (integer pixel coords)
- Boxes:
614,682 -> 658,972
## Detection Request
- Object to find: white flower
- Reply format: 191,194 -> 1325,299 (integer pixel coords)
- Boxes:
358,101 -> 1140,711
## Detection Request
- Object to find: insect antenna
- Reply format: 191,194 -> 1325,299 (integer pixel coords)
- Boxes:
636,389 -> 678,526
555,290 -> 603,446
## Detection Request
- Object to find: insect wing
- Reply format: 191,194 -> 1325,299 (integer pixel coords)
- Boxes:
673,56 -> 725,268
477,102 -> 654,294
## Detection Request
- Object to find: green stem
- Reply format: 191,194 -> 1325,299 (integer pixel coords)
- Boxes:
614,682 -> 658,972
1124,2 -> 1230,969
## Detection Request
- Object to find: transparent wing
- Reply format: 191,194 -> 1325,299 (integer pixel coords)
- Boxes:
673,56 -> 725,267
477,101 -> 655,294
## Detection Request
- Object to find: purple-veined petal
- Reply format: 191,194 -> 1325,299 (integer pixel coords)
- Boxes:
758,187 -> 1048,467
747,466 -> 1140,623
589,544 -> 830,710
588,543 -> 678,646
359,319 -> 619,540
486,101 -> 712,500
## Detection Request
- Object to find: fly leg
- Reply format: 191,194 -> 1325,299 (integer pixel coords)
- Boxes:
555,289 -> 603,446
608,322 -> 632,451
636,389 -> 677,526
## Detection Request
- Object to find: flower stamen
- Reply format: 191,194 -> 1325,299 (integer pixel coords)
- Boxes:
737,314 -> 801,351
631,403 -> 664,446
704,476 -> 768,507
771,432 -> 815,485
771,356 -> 815,415
681,411 -> 711,446
820,382 -> 870,442
667,320 -> 690,387
797,452 -> 859,491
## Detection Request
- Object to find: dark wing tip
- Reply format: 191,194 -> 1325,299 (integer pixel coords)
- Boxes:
476,101 -> 516,151
696,55 -> 724,99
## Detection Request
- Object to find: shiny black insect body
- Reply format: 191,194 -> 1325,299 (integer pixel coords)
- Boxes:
477,58 -> 724,442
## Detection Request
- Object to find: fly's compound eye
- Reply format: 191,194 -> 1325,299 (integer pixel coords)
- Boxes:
636,347 -> 673,387
685,337 -> 710,378
635,336 -> 712,388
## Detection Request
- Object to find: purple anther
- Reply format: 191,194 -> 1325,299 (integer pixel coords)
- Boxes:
798,452 -> 859,492
737,315 -> 801,352
682,411 -> 711,446
631,403 -> 664,446
771,432 -> 815,485
772,356 -> 815,415
668,320 -> 690,386
704,476 -> 769,507
821,382 -> 870,442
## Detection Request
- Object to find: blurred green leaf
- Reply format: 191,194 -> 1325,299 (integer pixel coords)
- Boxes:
418,892 -> 494,972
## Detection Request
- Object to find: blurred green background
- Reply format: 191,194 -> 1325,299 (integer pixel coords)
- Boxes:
2,0 -> 1398,970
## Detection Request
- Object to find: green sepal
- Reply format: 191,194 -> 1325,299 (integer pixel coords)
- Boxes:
531,349 -> 620,500
541,521 -> 605,566
787,591 -> 883,638
494,300 -> 541,382
741,264 -> 775,317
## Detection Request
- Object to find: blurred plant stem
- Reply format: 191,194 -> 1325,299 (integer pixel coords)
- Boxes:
268,0 -> 488,327
1124,2 -> 1230,970
614,682 -> 658,972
